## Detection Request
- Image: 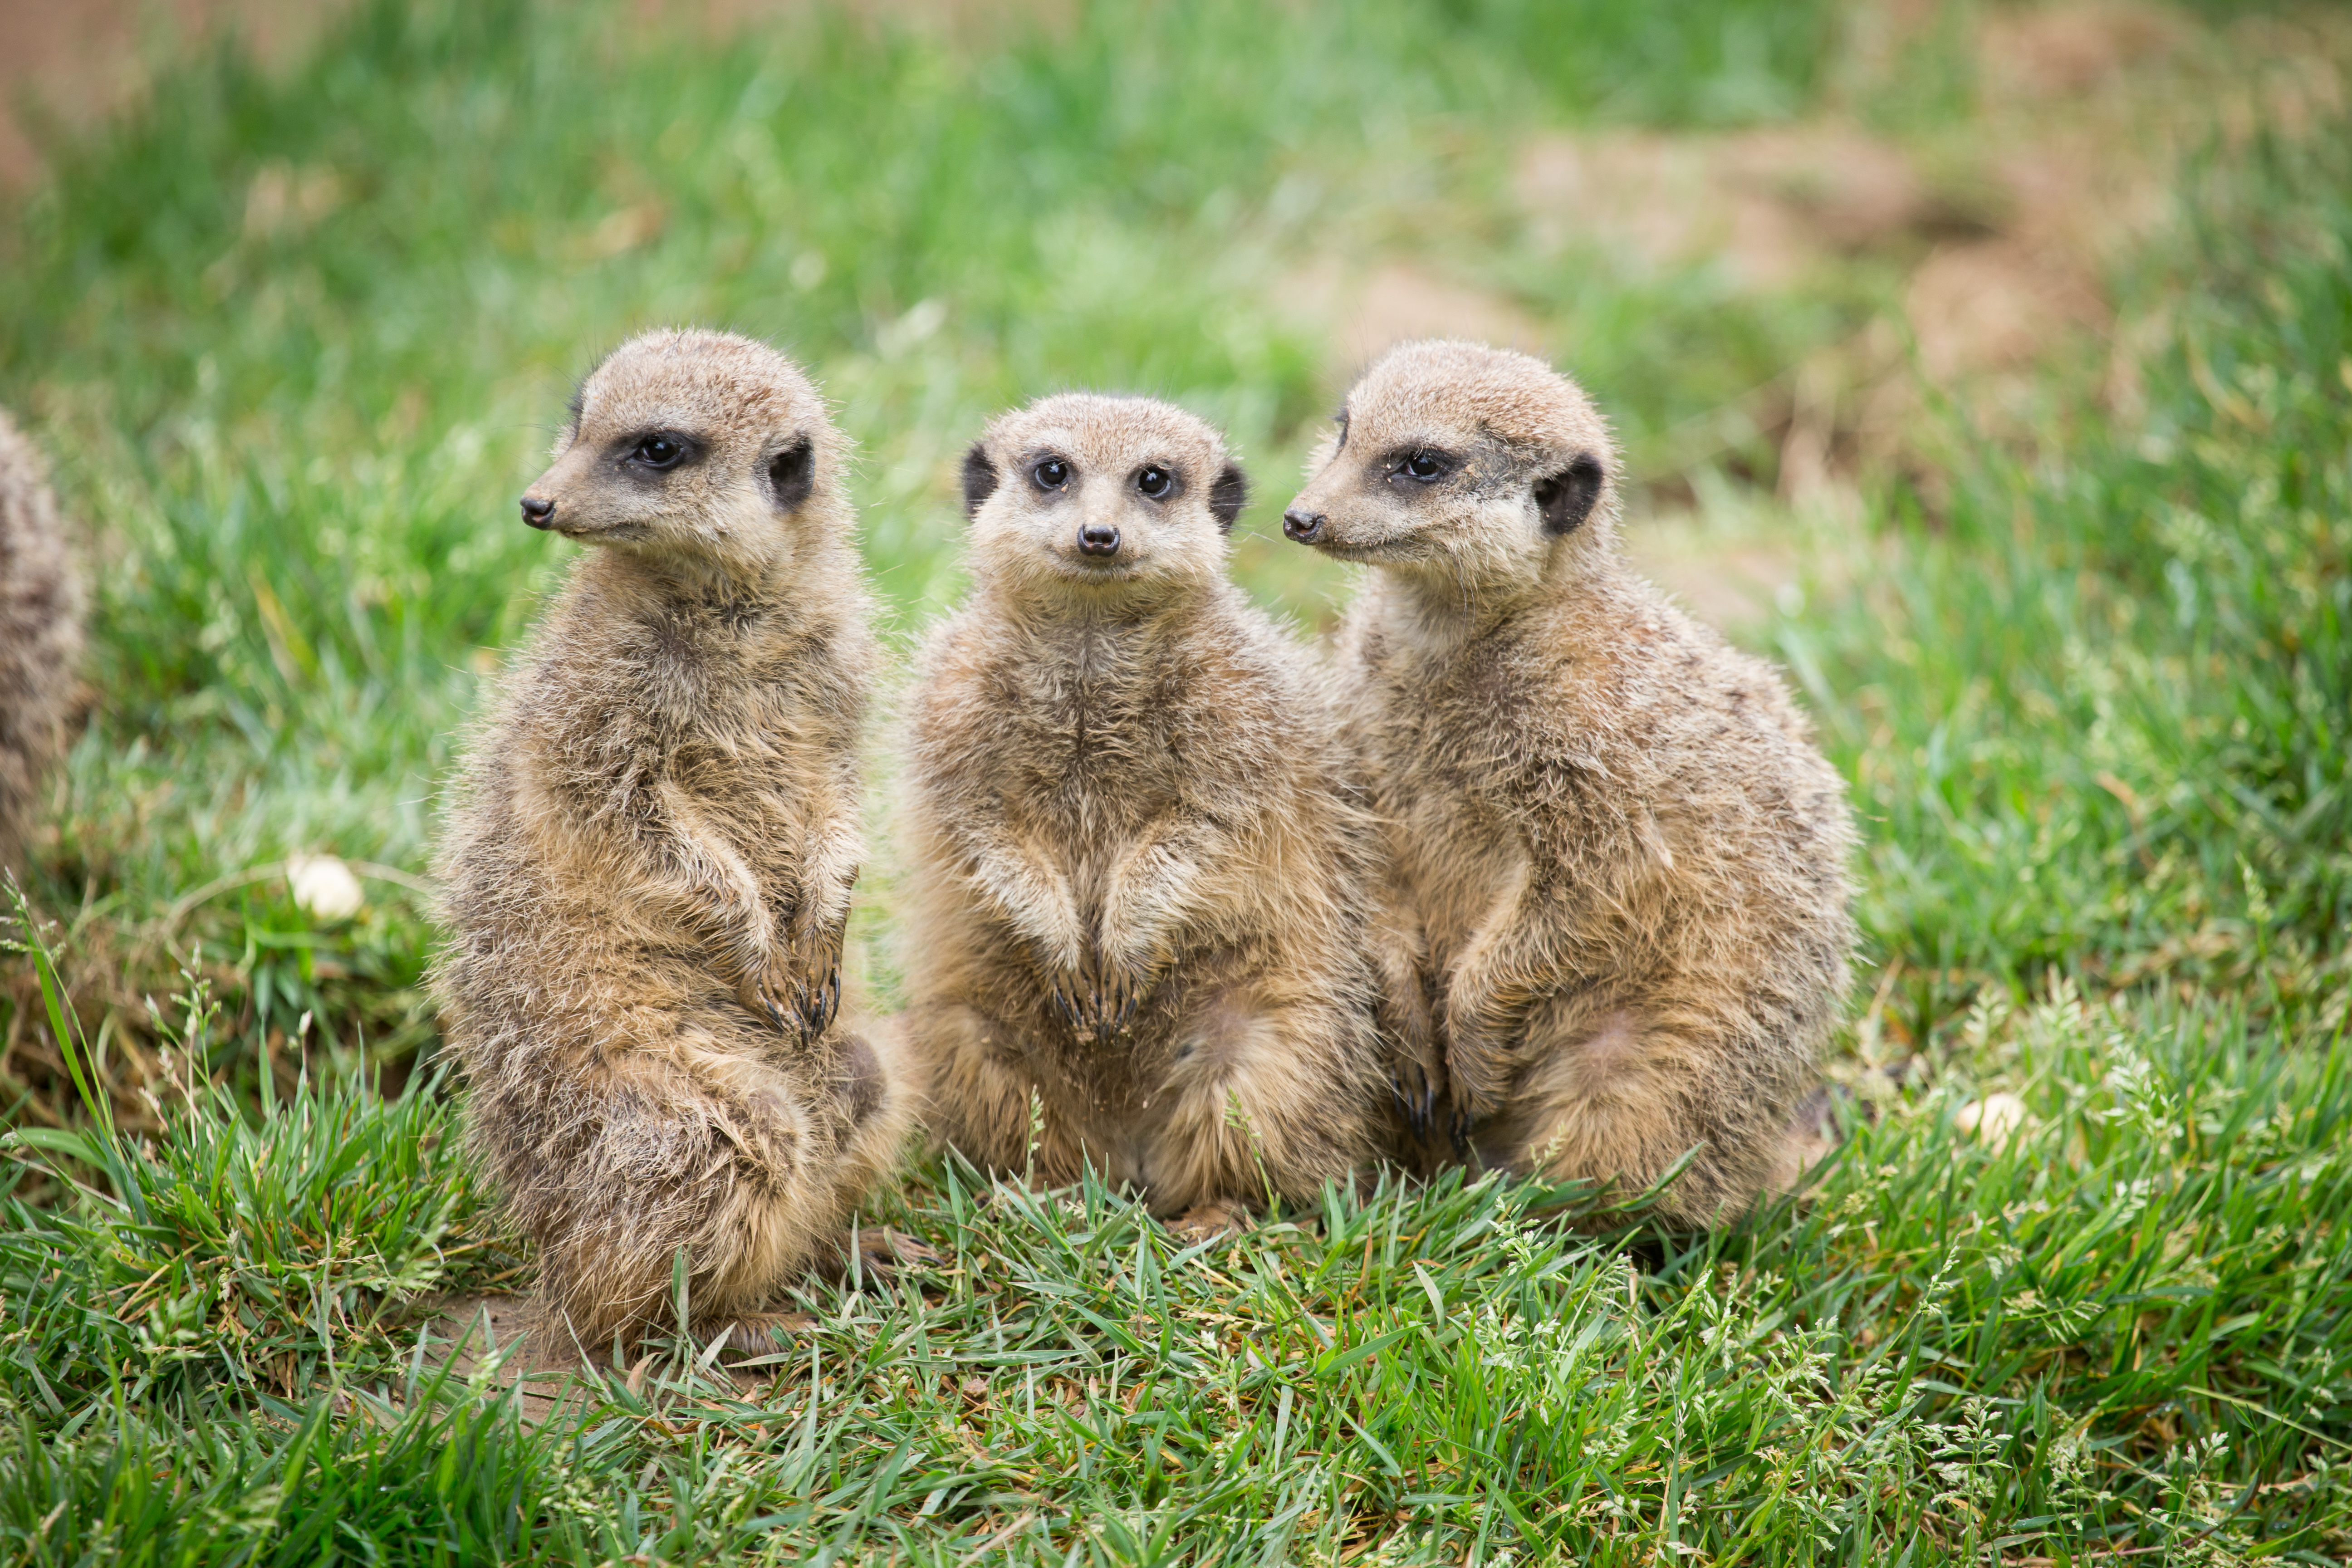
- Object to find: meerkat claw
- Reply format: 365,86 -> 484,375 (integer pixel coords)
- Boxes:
1387,1077 -> 1420,1133
745,978 -> 793,1033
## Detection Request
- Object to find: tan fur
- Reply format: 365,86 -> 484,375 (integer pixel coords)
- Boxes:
1284,340 -> 1856,1223
0,410 -> 86,876
431,329 -> 911,1347
896,394 -> 1384,1215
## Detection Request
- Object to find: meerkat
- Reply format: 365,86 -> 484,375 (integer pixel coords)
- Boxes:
896,394 -> 1385,1231
432,328 -> 916,1350
1281,339 -> 1856,1224
0,409 -> 86,877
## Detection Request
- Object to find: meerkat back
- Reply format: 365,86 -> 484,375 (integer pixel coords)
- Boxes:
1282,338 -> 1856,1223
894,393 -> 1385,1235
431,328 -> 916,1350
0,410 -> 86,877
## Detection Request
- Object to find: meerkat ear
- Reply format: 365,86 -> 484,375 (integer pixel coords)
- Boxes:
960,442 -> 998,519
1209,462 -> 1249,533
769,436 -> 815,513
1533,453 -> 1605,536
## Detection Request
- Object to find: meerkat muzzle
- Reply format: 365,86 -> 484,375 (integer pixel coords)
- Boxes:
1077,522 -> 1121,557
1281,508 -> 1325,543
519,495 -> 556,529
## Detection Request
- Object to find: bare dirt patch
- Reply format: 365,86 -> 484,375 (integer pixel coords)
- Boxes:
0,0 -> 1065,190
1514,122 -> 1973,292
0,0 -> 349,189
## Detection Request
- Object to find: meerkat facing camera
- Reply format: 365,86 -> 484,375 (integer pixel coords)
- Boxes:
1283,339 -> 1856,1223
0,410 -> 85,877
433,329 -> 916,1349
897,394 -> 1384,1230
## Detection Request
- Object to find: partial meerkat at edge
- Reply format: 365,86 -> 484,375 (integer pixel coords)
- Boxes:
0,409 -> 86,879
896,393 -> 1386,1230
1282,338 -> 1856,1223
432,328 -> 916,1349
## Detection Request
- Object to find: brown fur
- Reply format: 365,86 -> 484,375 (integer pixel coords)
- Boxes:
1283,340 -> 1856,1223
0,410 -> 85,876
896,394 -> 1384,1216
431,329 -> 911,1347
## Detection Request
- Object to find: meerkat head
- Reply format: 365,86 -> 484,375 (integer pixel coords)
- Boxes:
956,393 -> 1249,604
1279,340 -> 1619,596
519,328 -> 844,581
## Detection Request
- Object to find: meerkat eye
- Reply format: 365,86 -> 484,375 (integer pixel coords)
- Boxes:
1135,466 -> 1172,499
629,433 -> 687,470
1033,458 -> 1072,490
1401,451 -> 1447,482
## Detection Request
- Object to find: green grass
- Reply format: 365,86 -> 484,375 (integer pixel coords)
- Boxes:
1,0 -> 2348,1560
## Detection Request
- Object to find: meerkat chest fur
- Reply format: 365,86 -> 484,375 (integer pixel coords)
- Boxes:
1025,618 -> 1191,818
1350,583 -> 1660,959
516,558 -> 863,886
961,602 -> 1251,904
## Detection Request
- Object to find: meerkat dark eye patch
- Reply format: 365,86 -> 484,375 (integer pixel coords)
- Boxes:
767,436 -> 815,512
1534,453 -> 1606,536
960,442 -> 998,519
1333,407 -> 1350,452
1209,462 -> 1249,533
1387,448 -> 1458,486
619,430 -> 699,473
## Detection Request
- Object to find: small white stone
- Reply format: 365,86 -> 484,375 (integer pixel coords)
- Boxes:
1955,1091 -> 2029,1146
288,854 -> 366,922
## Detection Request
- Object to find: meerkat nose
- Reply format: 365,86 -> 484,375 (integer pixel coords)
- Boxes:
1281,508 -> 1326,543
519,495 -> 557,529
1078,522 -> 1121,557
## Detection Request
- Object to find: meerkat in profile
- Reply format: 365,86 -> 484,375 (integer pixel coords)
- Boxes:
0,410 -> 86,877
432,328 -> 916,1349
897,394 -> 1384,1231
1282,339 -> 1856,1224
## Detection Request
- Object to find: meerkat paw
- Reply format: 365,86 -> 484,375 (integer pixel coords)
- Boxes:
859,1226 -> 944,1275
1438,1014 -> 1510,1125
715,1311 -> 819,1358
820,1226 -> 945,1284
736,958 -> 799,1035
1387,1039 -> 1449,1141
781,916 -> 848,1040
1047,950 -> 1150,1042
1167,1198 -> 1254,1245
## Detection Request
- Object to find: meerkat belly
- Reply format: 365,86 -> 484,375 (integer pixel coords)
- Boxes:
1129,966 -> 1293,1203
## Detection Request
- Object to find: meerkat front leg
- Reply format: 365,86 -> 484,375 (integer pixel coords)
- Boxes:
1439,869 -> 1572,1135
1370,888 -> 1445,1137
644,783 -> 801,1031
1083,818 -> 1232,1039
775,818 -> 863,1039
951,812 -> 1090,1010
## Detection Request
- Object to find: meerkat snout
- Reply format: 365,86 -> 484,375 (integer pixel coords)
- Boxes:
1280,507 -> 1325,543
1078,521 -> 1120,556
519,494 -> 556,529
